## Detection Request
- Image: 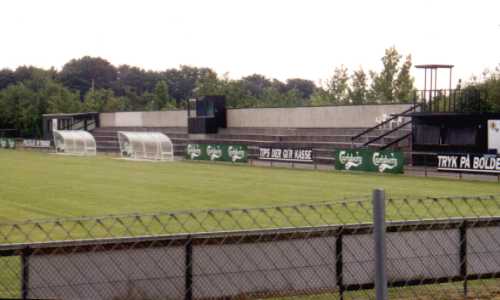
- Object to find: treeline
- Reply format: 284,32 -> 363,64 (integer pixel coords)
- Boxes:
465,67 -> 500,112
1,46 -> 498,137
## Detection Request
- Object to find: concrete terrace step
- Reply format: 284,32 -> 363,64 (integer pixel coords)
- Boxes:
218,127 -> 411,137
188,139 -> 387,150
92,132 -> 188,139
90,126 -> 411,157
94,126 -> 188,133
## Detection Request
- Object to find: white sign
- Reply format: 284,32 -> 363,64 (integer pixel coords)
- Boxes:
438,153 -> 500,174
259,147 -> 313,163
23,139 -> 51,148
488,120 -> 500,153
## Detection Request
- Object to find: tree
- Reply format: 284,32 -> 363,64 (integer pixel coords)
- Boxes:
59,56 -> 117,97
114,65 -> 149,96
46,81 -> 82,114
13,66 -> 56,83
369,47 -> 401,102
83,89 -> 123,112
0,69 -> 15,90
394,54 -> 416,103
310,87 -> 332,106
240,74 -> 272,98
218,79 -> 254,108
194,70 -> 223,97
285,78 -> 316,99
163,66 -> 217,106
0,75 -> 71,137
464,66 -> 500,112
350,67 -> 368,104
328,65 -> 350,104
149,80 -> 175,110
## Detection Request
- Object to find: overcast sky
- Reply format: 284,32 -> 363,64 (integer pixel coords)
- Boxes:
1,0 -> 499,89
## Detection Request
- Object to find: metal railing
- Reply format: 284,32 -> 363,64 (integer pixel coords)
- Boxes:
1,193 -> 500,299
414,88 -> 488,113
351,104 -> 418,149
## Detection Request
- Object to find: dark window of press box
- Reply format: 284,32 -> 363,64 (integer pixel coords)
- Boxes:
415,124 -> 440,145
444,127 -> 477,145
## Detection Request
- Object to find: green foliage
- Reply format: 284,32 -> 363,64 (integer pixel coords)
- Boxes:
350,68 -> 368,104
312,65 -> 350,106
0,69 -> 15,90
10,48 -> 500,137
148,80 -> 174,110
194,70 -> 223,98
369,47 -> 401,102
83,89 -> 123,112
394,55 -> 416,103
310,88 -> 333,106
285,78 -> 316,99
0,75 -> 81,137
46,81 -> 82,114
366,47 -> 416,103
59,56 -> 117,97
464,66 -> 500,112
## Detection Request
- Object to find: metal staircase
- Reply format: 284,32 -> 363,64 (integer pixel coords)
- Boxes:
350,104 -> 420,150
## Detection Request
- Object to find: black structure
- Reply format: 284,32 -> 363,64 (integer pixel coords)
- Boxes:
410,89 -> 499,165
42,112 -> 100,139
410,64 -> 499,166
187,96 -> 227,134
0,129 -> 17,138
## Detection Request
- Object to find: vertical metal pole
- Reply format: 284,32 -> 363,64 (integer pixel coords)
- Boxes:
429,68 -> 433,110
21,247 -> 31,300
185,237 -> 193,300
373,189 -> 388,300
434,69 -> 438,92
423,69 -> 427,94
449,68 -> 453,91
460,221 -> 468,297
424,155 -> 428,177
336,228 -> 344,300
434,69 -> 438,111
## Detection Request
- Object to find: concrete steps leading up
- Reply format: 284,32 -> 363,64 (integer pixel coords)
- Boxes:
91,126 -> 411,163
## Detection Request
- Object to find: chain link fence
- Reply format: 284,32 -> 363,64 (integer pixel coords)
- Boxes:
1,193 -> 500,299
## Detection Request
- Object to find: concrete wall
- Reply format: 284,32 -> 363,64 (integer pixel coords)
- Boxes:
227,104 -> 413,128
99,104 -> 412,128
100,110 -> 188,128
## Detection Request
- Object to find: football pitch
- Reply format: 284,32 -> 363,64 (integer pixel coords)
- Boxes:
0,149 -> 498,223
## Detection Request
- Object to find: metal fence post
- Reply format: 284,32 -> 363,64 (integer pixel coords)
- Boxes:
336,227 -> 344,300
185,237 -> 193,300
373,189 -> 388,300
460,221 -> 468,297
21,247 -> 32,300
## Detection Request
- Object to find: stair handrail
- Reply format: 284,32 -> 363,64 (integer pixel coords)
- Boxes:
379,132 -> 411,150
350,103 -> 420,147
360,120 -> 412,148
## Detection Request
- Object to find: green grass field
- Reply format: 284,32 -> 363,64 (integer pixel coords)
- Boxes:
0,150 -> 499,299
0,149 -> 498,223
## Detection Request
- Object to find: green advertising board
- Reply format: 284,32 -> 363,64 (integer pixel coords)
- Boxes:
186,144 -> 248,163
0,138 -> 15,149
335,149 -> 404,174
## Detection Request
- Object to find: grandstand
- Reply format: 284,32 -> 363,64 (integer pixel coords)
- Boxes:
71,102 -> 412,164
91,125 -> 410,164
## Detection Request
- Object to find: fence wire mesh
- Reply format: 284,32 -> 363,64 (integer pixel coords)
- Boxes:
0,193 -> 499,299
